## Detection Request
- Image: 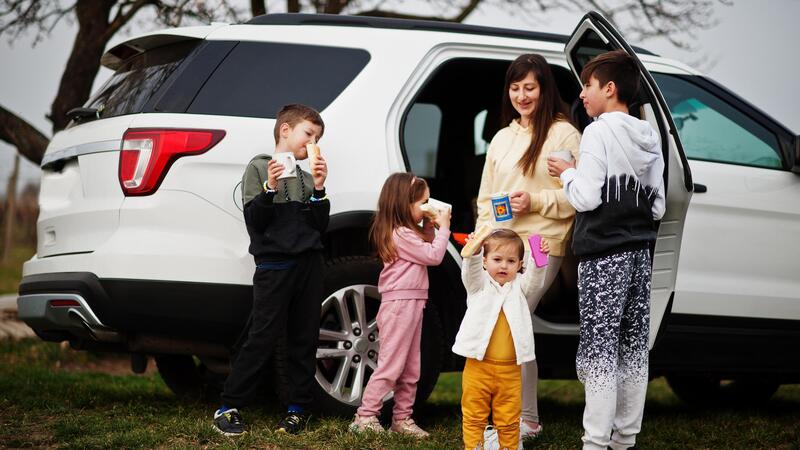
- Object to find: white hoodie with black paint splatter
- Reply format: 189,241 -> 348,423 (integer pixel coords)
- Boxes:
559,111 -> 666,259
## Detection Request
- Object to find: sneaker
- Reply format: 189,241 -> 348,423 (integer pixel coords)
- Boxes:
275,411 -> 309,434
213,408 -> 246,436
349,414 -> 384,433
389,417 -> 429,438
520,418 -> 542,439
483,424 -> 523,450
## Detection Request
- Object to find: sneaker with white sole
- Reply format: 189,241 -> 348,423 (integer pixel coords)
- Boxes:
213,408 -> 246,436
520,418 -> 542,439
483,424 -> 523,450
390,417 -> 429,438
349,414 -> 384,433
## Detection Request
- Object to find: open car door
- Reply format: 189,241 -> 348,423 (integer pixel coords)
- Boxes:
565,12 -> 694,348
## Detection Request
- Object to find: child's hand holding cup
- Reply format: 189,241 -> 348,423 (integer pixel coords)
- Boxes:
547,149 -> 575,178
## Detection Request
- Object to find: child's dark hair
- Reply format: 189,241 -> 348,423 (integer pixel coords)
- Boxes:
370,173 -> 429,262
273,104 -> 325,144
580,50 -> 640,105
483,229 -> 525,266
501,53 -> 570,177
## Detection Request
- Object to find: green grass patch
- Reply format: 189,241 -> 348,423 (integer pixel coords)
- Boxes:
0,243 -> 34,295
0,339 -> 798,449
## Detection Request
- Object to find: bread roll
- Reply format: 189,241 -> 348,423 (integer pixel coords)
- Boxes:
460,224 -> 493,257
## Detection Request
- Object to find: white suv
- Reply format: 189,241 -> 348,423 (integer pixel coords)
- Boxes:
18,12 -> 800,413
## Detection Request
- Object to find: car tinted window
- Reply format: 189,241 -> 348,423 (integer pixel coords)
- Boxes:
186,42 -> 370,118
654,73 -> 783,169
87,40 -> 199,119
403,103 -> 442,178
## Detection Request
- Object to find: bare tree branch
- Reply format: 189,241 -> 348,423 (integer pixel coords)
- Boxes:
0,105 -> 49,165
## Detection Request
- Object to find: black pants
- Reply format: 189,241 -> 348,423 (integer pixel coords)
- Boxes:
221,251 -> 323,409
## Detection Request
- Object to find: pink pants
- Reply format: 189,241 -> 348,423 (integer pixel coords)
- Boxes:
357,298 -> 425,419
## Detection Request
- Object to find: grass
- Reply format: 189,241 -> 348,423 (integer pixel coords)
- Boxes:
0,339 -> 799,449
0,243 -> 34,295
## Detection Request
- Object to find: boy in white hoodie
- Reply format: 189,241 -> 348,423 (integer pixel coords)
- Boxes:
453,229 -> 545,450
547,50 -> 665,450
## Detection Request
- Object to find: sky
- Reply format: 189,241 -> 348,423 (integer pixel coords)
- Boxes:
1,0 -> 798,195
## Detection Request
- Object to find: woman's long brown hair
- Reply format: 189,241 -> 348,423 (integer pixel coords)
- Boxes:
370,173 -> 429,263
501,54 -> 570,177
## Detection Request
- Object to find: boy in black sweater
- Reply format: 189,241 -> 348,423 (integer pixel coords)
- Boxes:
213,104 -> 329,436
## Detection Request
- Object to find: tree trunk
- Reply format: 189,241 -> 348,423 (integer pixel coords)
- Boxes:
0,105 -> 50,165
2,153 -> 20,263
49,0 -> 115,133
251,0 -> 266,16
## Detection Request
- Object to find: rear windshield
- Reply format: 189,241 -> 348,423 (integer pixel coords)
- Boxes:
86,40 -> 199,119
183,42 -> 370,118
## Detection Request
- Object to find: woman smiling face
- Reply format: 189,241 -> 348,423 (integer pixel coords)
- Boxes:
508,71 -> 540,127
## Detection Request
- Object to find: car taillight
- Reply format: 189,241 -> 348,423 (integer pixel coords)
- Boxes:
119,128 -> 225,196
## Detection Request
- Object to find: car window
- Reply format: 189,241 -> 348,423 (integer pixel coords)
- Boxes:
403,103 -> 442,178
86,40 -> 199,119
186,42 -> 370,118
653,73 -> 783,169
474,109 -> 489,155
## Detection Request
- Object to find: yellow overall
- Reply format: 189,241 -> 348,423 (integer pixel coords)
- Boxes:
461,311 -> 521,449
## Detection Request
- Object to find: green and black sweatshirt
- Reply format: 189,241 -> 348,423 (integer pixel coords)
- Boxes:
241,154 -> 330,263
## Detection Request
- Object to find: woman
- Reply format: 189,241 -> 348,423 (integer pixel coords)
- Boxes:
475,53 -> 581,439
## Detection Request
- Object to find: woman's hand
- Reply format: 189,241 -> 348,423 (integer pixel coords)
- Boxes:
539,238 -> 550,254
510,191 -> 531,215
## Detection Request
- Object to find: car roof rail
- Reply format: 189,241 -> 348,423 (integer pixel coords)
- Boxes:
245,13 -> 655,55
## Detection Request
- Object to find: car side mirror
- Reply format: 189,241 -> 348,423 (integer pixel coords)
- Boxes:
793,135 -> 800,174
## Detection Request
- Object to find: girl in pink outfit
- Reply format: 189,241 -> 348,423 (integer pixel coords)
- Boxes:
349,172 -> 451,437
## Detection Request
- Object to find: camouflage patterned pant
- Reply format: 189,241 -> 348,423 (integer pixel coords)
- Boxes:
576,248 -> 651,450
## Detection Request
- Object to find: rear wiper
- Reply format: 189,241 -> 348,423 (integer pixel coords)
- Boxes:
66,107 -> 101,122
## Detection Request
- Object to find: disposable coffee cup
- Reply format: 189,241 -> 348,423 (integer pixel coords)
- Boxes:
275,152 -> 297,179
550,149 -> 574,163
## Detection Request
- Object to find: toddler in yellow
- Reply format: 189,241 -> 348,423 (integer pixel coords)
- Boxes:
453,229 -> 547,450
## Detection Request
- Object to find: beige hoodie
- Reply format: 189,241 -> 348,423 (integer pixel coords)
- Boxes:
476,119 -> 581,256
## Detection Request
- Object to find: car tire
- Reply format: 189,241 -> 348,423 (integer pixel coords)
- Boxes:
290,255 -> 444,417
666,374 -> 780,406
155,354 -> 204,397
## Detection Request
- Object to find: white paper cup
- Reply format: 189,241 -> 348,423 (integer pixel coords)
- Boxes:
275,152 -> 297,179
550,149 -> 574,163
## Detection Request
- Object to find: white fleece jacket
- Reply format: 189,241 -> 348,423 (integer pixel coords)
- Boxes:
451,252 -> 541,365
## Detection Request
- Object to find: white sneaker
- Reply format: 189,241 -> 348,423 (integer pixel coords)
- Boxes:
348,414 -> 384,433
520,418 -> 542,439
482,425 -> 523,450
390,417 -> 429,438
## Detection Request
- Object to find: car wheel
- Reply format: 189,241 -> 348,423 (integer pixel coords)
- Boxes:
155,354 -> 227,401
306,256 -> 444,416
155,354 -> 203,397
666,374 -> 780,406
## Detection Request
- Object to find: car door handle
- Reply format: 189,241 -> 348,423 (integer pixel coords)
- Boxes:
693,183 -> 707,193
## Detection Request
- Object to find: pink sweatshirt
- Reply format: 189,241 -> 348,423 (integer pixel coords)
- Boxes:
378,225 -> 451,301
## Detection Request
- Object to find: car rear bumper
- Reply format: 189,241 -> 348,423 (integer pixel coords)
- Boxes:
18,272 -> 252,349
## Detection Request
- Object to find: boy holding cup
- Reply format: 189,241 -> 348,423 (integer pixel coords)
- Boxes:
213,104 -> 329,436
